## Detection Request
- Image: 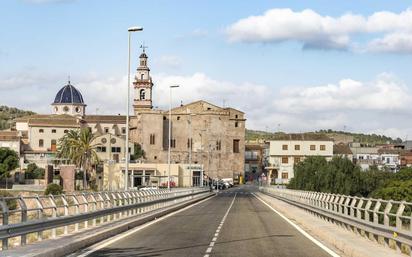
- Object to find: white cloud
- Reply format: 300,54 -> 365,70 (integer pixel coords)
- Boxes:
226,8 -> 412,53
1,71 -> 412,139
367,33 -> 412,53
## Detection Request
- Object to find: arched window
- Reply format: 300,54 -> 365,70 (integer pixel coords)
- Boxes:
39,139 -> 44,148
140,89 -> 145,100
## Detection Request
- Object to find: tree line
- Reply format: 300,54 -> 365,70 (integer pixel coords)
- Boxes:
287,156 -> 412,201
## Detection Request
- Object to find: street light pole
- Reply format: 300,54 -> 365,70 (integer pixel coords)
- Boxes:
168,85 -> 179,190
125,26 -> 143,191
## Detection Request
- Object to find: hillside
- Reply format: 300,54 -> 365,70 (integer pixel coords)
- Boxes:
0,106 -> 35,130
246,129 -> 402,145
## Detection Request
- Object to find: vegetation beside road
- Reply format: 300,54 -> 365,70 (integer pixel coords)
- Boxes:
287,156 -> 412,201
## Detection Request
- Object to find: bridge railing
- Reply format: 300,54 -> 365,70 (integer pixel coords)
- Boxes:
260,186 -> 412,255
0,188 -> 209,250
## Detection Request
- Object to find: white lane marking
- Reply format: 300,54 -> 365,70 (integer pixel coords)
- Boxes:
203,192 -> 237,257
74,195 -> 216,257
252,193 -> 340,257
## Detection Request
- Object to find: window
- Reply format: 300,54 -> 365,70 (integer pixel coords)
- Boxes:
141,74 -> 144,80
101,138 -> 107,144
110,138 -> 116,144
97,146 -> 107,152
122,127 -> 126,134
295,145 -> 300,150
282,172 -> 289,179
64,130 -> 68,133
39,139 -> 44,147
216,140 -> 221,151
52,129 -> 56,133
75,107 -> 81,113
39,129 -> 44,133
140,89 -> 145,100
320,145 -> 326,151
282,144 -> 288,150
170,139 -> 176,148
63,106 -> 69,112
187,138 -> 193,149
235,114 -> 238,118
150,134 -> 156,145
111,147 -> 121,153
233,139 -> 240,153
104,127 -> 109,133
177,116 -> 180,120
310,145 -> 316,151
282,157 -> 289,164
294,157 -> 301,163
235,122 -> 238,127
140,60 -> 144,66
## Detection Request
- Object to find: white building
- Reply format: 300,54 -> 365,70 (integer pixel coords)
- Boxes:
266,134 -> 333,184
8,81 -> 133,170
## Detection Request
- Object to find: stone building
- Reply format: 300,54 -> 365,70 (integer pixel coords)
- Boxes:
130,49 -> 246,181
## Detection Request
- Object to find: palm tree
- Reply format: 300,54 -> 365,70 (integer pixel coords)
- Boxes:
57,128 -> 100,189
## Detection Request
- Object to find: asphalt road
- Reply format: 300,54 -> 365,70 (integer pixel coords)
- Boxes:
81,186 -> 334,257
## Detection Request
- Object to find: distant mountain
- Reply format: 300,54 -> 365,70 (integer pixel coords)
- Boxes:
0,106 -> 35,130
246,129 -> 402,145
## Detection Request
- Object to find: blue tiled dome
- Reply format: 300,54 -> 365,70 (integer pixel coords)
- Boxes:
53,82 -> 84,104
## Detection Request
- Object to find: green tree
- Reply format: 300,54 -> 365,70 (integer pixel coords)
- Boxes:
130,143 -> 145,160
57,129 -> 100,189
0,147 -> 19,179
25,163 -> 45,179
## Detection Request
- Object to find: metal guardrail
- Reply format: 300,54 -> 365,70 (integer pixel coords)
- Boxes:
260,187 -> 412,255
0,188 -> 209,250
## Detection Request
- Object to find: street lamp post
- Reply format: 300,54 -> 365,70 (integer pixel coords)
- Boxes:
125,26 -> 143,191
168,85 -> 179,190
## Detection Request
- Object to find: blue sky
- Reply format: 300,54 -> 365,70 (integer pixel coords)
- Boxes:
1,0 -> 412,138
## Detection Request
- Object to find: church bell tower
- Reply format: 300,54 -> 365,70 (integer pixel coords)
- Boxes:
133,46 -> 154,112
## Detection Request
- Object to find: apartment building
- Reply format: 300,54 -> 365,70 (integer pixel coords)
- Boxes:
266,134 -> 333,184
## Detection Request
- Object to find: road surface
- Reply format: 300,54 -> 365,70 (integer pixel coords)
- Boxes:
77,185 -> 334,257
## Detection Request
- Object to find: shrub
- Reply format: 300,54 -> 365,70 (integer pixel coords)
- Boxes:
25,163 -> 45,179
44,183 -> 63,195
0,191 -> 17,210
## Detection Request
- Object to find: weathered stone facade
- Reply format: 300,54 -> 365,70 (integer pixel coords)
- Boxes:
130,51 -> 246,180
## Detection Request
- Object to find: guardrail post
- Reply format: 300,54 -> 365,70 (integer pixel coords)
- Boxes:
89,194 -> 98,227
72,195 -> 80,232
396,201 -> 405,230
48,195 -> 57,239
364,200 -> 372,223
0,200 -> 9,250
383,201 -> 393,227
34,196 -> 44,241
17,196 -> 27,246
373,200 -> 381,225
61,194 -> 69,235
81,193 -> 89,229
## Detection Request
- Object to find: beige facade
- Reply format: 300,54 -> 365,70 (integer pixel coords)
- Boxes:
267,134 -> 333,183
102,162 -> 203,190
10,82 -> 133,170
129,50 -> 246,181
